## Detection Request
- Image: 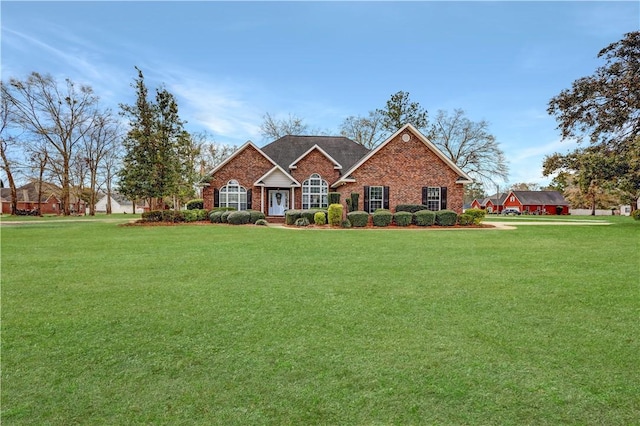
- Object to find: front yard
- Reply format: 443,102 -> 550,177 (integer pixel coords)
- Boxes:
1,218 -> 638,424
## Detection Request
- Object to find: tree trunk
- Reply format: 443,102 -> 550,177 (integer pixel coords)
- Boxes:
0,145 -> 18,215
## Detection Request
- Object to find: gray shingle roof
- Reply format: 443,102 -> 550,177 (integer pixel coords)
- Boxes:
261,135 -> 370,173
512,190 -> 569,205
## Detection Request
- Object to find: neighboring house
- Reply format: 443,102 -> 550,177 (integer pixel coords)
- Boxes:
95,192 -> 146,214
201,124 -> 473,216
502,190 -> 570,215
0,182 -> 63,214
471,193 -> 507,213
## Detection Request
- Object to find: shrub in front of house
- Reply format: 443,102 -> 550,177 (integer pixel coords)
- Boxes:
285,209 -> 302,225
328,192 -> 340,205
464,208 -> 486,225
414,210 -> 436,226
183,209 -> 209,222
314,211 -> 326,225
458,213 -> 474,226
373,210 -> 393,227
255,219 -> 269,226
396,204 -> 429,214
347,211 -> 369,227
161,210 -> 185,223
221,210 -> 234,223
631,209 -> 640,220
209,210 -> 224,223
185,199 -> 204,210
227,210 -> 251,225
301,209 -> 326,223
435,210 -> 458,226
248,210 -> 265,224
295,217 -> 310,227
346,198 -> 353,213
141,210 -> 164,222
328,204 -> 343,226
341,219 -> 352,228
394,211 -> 413,227
350,193 -> 359,211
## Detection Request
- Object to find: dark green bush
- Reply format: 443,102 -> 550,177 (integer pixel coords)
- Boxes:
328,204 -> 343,226
314,211 -> 326,225
631,209 -> 640,220
328,192 -> 340,205
227,210 -> 251,225
285,209 -> 302,225
141,210 -> 164,222
248,210 -> 265,223
464,208 -> 486,224
396,204 -> 429,213
295,217 -> 310,227
186,199 -> 204,210
458,213 -> 474,226
255,219 -> 269,226
183,209 -> 209,222
209,210 -> 224,223
394,211 -> 413,226
341,219 -> 352,228
347,211 -> 369,227
221,210 -> 233,223
415,210 -> 436,226
435,210 -> 458,226
345,198 -> 353,213
373,210 -> 393,227
161,210 -> 185,223
300,209 -> 326,223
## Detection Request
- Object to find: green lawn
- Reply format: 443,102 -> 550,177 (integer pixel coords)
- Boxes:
2,218 -> 638,424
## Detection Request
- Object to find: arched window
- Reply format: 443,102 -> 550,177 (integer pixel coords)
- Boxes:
219,180 -> 247,210
302,173 -> 328,209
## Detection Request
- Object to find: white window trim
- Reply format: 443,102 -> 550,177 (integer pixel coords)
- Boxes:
302,173 -> 328,209
369,186 -> 384,213
220,180 -> 247,210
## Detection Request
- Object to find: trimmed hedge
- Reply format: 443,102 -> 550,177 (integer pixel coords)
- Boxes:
415,210 -> 436,226
347,211 -> 369,227
464,208 -> 486,224
631,209 -> 640,220
185,199 -> 204,210
227,210 -> 251,225
396,204 -> 429,213
435,210 -> 458,226
328,192 -> 340,205
350,193 -> 359,211
373,210 -> 393,227
458,213 -> 474,226
341,219 -> 352,228
314,211 -> 326,225
328,204 -> 343,226
141,210 -> 164,222
300,209 -> 327,223
255,219 -> 269,226
394,211 -> 413,227
285,210 -> 302,225
248,210 -> 265,224
221,210 -> 233,223
209,210 -> 224,223
162,210 -> 185,223
183,209 -> 209,222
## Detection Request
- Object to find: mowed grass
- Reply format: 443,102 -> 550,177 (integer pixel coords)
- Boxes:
1,219 -> 638,424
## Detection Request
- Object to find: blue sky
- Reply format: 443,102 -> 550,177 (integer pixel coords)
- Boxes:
2,1 -> 638,187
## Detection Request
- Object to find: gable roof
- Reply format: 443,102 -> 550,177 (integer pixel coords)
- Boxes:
261,135 -> 369,173
332,124 -> 473,187
509,190 -> 569,206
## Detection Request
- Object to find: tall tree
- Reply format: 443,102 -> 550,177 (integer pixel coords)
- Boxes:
118,68 -> 194,210
3,72 -> 99,215
0,82 -> 20,215
428,109 -> 508,186
547,31 -> 640,209
339,110 -> 386,149
377,90 -> 428,133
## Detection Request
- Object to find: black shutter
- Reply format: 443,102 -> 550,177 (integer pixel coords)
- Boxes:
246,189 -> 252,210
440,187 -> 447,210
383,186 -> 390,210
422,187 -> 428,206
363,186 -> 370,213
214,189 -> 220,208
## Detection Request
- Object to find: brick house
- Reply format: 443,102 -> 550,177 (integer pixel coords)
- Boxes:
0,182 -> 62,214
201,124 -> 473,217
502,190 -> 570,215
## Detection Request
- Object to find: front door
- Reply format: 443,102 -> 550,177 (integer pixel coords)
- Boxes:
268,190 -> 289,216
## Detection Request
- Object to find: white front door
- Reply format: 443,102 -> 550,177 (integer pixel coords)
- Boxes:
268,190 -> 289,216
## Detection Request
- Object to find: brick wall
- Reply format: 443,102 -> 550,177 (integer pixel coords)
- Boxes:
202,145 -> 274,210
290,149 -> 342,209
336,130 -> 465,213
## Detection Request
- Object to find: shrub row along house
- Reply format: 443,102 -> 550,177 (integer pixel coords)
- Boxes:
471,190 -> 570,215
200,124 -> 473,217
